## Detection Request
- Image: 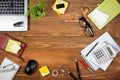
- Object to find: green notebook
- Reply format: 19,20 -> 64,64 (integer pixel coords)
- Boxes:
88,0 -> 120,30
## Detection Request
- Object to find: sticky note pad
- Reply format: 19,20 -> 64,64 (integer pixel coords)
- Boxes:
5,39 -> 21,54
52,0 -> 68,15
39,66 -> 50,77
51,3 -> 61,15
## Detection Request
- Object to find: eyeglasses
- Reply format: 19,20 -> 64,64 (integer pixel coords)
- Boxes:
79,17 -> 94,37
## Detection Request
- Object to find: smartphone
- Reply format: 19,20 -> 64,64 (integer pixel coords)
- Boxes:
92,44 -> 116,64
56,3 -> 65,9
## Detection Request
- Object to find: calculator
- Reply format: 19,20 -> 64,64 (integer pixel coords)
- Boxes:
92,44 -> 116,64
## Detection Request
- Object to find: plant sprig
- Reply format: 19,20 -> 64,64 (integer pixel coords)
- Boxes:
26,0 -> 47,20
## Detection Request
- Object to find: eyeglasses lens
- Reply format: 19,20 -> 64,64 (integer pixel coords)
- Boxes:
79,20 -> 86,27
84,28 -> 93,37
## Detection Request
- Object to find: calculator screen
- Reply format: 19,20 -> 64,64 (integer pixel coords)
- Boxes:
106,47 -> 113,56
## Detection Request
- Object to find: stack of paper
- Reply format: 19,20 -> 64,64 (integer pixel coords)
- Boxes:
51,0 -> 68,15
80,32 -> 120,71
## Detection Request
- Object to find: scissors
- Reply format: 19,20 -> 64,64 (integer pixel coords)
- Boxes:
60,60 -> 82,80
60,64 -> 78,80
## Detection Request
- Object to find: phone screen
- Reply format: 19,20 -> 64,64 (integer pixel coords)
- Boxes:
56,4 -> 65,9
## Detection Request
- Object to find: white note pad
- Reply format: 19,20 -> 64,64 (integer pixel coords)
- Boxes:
91,9 -> 109,26
0,57 -> 20,80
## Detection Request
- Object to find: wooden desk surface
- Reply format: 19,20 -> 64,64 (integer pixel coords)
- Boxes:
0,0 -> 120,80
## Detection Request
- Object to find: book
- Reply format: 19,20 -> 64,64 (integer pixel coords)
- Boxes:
88,0 -> 120,30
80,32 -> 120,71
0,57 -> 20,80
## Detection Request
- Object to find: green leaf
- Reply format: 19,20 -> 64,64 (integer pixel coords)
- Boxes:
26,0 -> 47,20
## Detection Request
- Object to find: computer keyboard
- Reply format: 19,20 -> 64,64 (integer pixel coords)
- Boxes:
0,0 -> 24,15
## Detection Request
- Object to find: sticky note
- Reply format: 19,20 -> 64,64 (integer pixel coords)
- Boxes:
5,39 -> 21,54
39,66 -> 50,77
51,3 -> 61,15
52,0 -> 68,15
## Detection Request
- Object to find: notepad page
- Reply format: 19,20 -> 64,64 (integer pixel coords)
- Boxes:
91,9 -> 109,26
0,57 -> 20,80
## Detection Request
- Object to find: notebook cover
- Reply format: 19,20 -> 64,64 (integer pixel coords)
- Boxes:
0,34 -> 26,57
88,0 -> 120,30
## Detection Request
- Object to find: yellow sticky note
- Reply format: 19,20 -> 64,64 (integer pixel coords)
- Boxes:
53,9 -> 61,15
51,3 -> 61,15
39,66 -> 50,77
53,0 -> 68,14
5,39 -> 21,54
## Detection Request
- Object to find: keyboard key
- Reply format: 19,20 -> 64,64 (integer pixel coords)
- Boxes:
0,0 -> 24,15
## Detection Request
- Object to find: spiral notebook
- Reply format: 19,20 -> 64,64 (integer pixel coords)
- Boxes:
0,57 -> 20,80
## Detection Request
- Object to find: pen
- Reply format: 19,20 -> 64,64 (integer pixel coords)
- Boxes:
67,70 -> 78,80
85,42 -> 99,57
79,59 -> 94,73
75,59 -> 82,80
0,63 -> 14,69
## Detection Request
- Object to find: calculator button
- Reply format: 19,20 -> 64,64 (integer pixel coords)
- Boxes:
92,48 -> 111,64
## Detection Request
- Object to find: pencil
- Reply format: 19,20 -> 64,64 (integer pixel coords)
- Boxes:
85,42 -> 99,57
75,59 -> 82,80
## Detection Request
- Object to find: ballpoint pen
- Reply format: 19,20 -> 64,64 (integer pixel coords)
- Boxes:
75,59 -> 82,80
0,63 -> 14,69
67,70 -> 78,80
0,63 -> 16,73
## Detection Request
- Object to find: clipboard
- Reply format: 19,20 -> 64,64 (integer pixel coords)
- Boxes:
88,0 -> 120,30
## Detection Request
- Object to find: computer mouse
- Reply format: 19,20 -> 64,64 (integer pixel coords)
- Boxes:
24,60 -> 37,75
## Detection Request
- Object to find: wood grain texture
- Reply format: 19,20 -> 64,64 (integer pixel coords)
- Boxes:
0,0 -> 120,80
